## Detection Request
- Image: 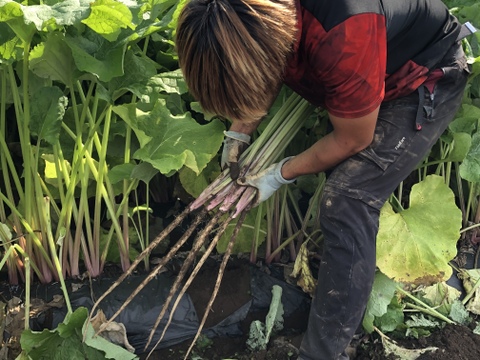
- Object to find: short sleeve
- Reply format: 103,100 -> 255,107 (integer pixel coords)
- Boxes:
310,14 -> 387,118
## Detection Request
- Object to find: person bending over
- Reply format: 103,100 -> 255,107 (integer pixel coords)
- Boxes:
175,0 -> 470,359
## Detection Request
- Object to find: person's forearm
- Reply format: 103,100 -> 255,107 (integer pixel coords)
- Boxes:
281,107 -> 379,179
281,133 -> 364,179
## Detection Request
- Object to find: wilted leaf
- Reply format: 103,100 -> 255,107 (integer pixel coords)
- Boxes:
290,242 -> 317,296
246,320 -> 266,351
457,269 -> 480,315
264,285 -> 284,340
405,314 -> 439,328
377,175 -> 462,285
246,285 -> 283,352
375,296 -> 405,333
449,300 -> 471,325
419,282 -> 461,316
90,310 -> 135,353
382,336 -> 438,360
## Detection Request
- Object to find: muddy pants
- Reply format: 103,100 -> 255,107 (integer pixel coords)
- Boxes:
298,42 -> 469,360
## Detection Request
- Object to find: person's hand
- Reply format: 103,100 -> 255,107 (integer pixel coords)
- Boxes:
221,130 -> 251,179
237,157 -> 296,205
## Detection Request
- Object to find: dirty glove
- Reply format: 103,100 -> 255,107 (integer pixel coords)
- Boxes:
237,157 -> 296,205
221,130 -> 251,180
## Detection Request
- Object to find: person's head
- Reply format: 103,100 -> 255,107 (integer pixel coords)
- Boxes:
176,0 -> 297,122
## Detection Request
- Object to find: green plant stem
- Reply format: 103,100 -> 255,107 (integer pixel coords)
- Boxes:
454,162 -> 467,229
0,246 -> 15,273
44,197 -> 72,313
0,193 -> 52,283
24,257 -> 30,330
396,286 -> 454,324
460,222 -> 480,234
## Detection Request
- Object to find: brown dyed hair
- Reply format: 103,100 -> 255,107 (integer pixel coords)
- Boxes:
175,0 -> 297,122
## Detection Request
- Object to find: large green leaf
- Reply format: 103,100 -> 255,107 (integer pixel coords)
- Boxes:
113,103 -> 152,148
448,104 -> 480,135
133,99 -> 224,175
0,0 -> 22,21
21,0 -> 91,30
446,132 -> 472,162
127,70 -> 189,104
29,86 -> 68,145
362,271 -> 398,333
81,0 -> 134,42
29,32 -> 81,85
376,175 -> 462,285
64,30 -> 126,82
460,132 -> 480,183
0,22 -> 22,62
108,49 -> 158,99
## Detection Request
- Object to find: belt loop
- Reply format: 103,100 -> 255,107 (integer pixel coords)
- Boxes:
456,22 -> 477,41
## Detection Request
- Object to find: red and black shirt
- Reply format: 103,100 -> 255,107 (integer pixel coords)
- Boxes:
283,0 -> 462,118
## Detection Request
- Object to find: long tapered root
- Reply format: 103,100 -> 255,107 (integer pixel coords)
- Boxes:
142,209 -> 226,351
87,207 -> 207,339
184,211 -> 248,360
145,211 -> 236,356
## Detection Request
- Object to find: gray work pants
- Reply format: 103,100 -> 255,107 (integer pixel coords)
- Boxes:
299,42 -> 469,360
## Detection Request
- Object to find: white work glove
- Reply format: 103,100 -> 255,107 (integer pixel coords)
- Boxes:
237,157 -> 296,206
221,130 -> 251,180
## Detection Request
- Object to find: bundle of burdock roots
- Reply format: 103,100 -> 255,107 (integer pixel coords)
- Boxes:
87,93 -> 315,358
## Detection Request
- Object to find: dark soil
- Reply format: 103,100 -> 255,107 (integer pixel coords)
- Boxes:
139,257 -> 480,360
2,256 -> 480,360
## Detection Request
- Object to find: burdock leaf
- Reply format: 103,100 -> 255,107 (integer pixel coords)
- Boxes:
81,0 -> 134,42
460,132 -> 480,183
29,32 -> 81,85
30,86 -> 68,145
133,100 -> 224,175
447,132 -> 472,162
377,175 -> 462,285
179,158 -> 221,198
362,271 -> 398,333
64,32 -> 126,83
20,0 -> 91,30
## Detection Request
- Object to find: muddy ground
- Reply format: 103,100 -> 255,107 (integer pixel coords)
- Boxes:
139,256 -> 480,360
1,255 -> 480,360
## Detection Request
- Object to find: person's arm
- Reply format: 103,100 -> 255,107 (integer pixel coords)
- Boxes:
281,107 -> 379,179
